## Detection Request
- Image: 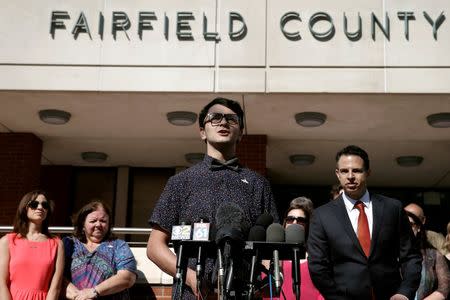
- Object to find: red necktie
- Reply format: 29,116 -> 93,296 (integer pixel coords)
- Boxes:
355,201 -> 371,257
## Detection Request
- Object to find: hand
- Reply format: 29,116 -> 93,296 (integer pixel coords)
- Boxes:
74,288 -> 97,300
65,285 -> 80,300
185,268 -> 198,296
390,294 -> 409,300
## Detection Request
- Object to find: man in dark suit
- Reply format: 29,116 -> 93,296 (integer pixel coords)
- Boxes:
308,145 -> 421,300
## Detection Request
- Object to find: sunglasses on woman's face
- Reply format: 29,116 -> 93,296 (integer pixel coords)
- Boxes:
28,200 -> 50,210
285,216 -> 307,225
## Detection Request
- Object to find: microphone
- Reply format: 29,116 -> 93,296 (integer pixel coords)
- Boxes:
246,225 -> 266,300
255,213 -> 274,229
285,224 -> 305,300
192,218 -> 210,292
215,201 -> 250,297
266,223 -> 285,296
248,225 -> 266,241
171,222 -> 192,300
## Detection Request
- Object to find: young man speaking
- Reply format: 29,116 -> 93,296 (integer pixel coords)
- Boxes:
147,98 -> 278,299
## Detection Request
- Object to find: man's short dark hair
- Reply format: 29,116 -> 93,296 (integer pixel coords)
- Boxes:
198,97 -> 245,129
336,145 -> 370,171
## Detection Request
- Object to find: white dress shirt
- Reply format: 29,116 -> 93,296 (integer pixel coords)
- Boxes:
342,190 -> 373,238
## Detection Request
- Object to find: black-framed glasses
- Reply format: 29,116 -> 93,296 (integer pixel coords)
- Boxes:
204,113 -> 240,126
285,216 -> 307,224
28,200 -> 50,210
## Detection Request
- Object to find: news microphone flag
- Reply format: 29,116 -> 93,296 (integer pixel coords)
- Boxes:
171,224 -> 192,240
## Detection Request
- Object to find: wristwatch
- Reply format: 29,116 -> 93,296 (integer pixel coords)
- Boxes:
92,287 -> 99,298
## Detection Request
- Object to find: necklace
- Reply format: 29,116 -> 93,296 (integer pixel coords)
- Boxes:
26,233 -> 44,242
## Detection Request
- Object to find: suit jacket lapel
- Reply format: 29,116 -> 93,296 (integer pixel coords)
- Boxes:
334,196 -> 367,257
369,193 -> 384,258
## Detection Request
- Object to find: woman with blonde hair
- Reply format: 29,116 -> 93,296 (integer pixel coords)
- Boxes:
0,190 -> 64,300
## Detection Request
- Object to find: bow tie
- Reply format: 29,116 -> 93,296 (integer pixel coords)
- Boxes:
210,157 -> 240,171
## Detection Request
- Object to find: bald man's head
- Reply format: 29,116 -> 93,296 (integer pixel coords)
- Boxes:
404,203 -> 426,224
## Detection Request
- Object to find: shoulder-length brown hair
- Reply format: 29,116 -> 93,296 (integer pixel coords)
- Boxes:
13,190 -> 54,238
72,201 -> 114,243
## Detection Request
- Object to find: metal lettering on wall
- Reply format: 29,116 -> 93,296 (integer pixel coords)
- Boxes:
280,11 -> 445,41
50,11 -> 247,42
50,10 -> 446,42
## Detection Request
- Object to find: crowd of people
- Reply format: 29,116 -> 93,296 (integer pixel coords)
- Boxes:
1,98 -> 449,300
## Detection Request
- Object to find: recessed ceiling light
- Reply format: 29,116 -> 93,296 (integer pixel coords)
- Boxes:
426,113 -> 450,128
81,152 -> 108,163
295,112 -> 327,127
289,154 -> 315,166
38,109 -> 71,125
396,156 -> 423,167
167,111 -> 197,126
185,153 -> 204,164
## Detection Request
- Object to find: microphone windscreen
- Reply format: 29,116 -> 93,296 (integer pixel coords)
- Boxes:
215,201 -> 250,243
266,223 -> 285,242
285,223 -> 305,245
248,225 -> 266,241
255,213 -> 274,229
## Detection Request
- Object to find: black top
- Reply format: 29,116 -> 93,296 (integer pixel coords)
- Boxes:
149,154 -> 279,299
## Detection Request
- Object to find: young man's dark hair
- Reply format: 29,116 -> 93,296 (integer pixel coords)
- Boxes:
198,97 -> 245,129
335,144 -> 370,171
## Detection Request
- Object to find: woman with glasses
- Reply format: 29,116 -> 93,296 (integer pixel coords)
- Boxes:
263,197 -> 324,300
0,190 -> 64,300
406,210 -> 449,300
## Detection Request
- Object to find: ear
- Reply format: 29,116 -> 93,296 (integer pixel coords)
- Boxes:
335,168 -> 340,179
199,127 -> 207,141
366,169 -> 371,177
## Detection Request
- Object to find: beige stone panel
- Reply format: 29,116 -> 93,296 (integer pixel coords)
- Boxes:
0,0 -> 103,64
100,0 -> 215,66
386,68 -> 450,93
130,247 -> 173,284
384,0 -> 450,66
217,0 -> 266,66
99,67 -> 214,92
267,68 -> 385,93
267,0 -> 384,66
0,0 -> 216,66
216,68 -> 265,92
0,65 -> 100,90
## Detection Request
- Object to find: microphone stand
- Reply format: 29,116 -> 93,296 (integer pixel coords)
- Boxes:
173,242 -> 187,300
292,249 -> 300,300
246,249 -> 259,300
217,248 -> 225,300
196,245 -> 203,299
225,258 -> 234,298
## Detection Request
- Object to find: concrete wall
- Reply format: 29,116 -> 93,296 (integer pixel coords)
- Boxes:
1,0 -> 450,93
